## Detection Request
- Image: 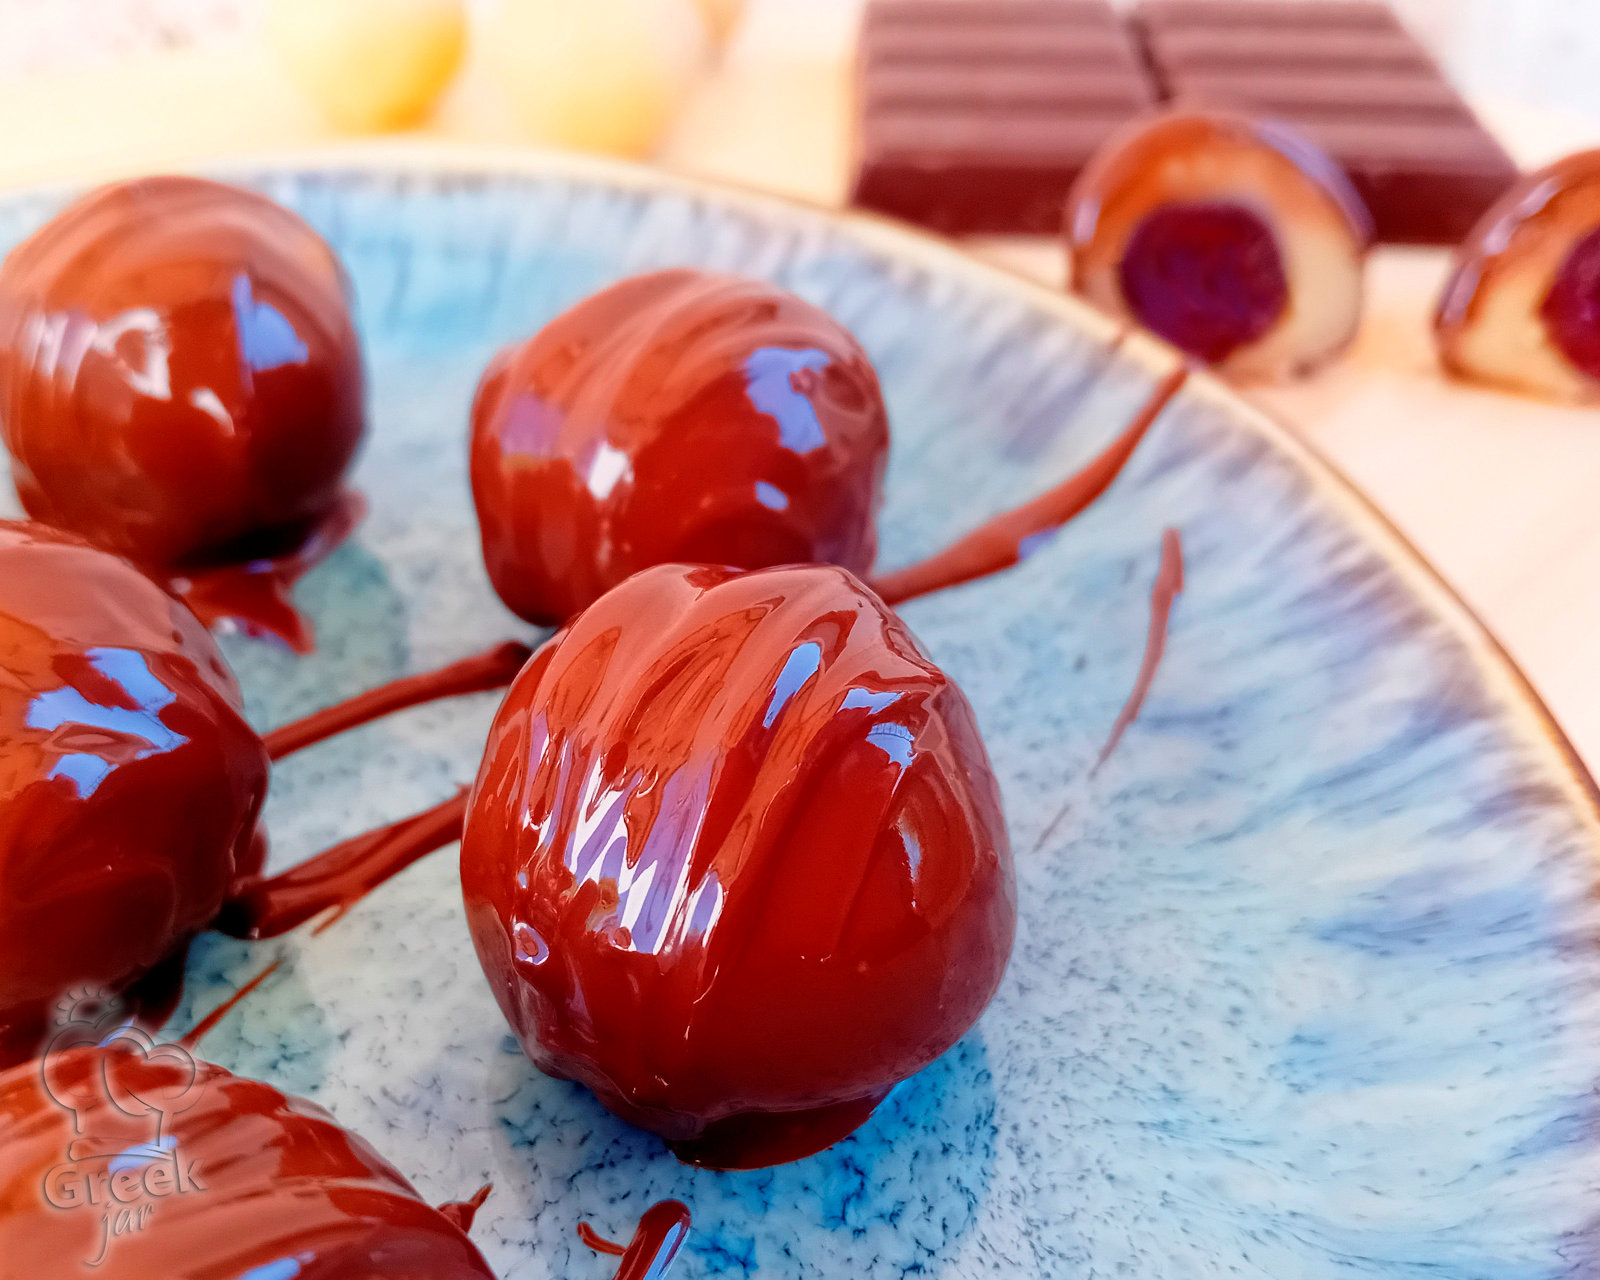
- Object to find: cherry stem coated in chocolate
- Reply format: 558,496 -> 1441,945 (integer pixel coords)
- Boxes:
195,641 -> 534,942
438,1184 -> 494,1233
197,643 -> 533,942
1028,525 -> 1187,857
872,365 -> 1188,605
577,1224 -> 628,1257
1095,527 -> 1185,772
579,1201 -> 693,1280
176,960 -> 283,1051
218,787 -> 470,940
264,640 -> 535,759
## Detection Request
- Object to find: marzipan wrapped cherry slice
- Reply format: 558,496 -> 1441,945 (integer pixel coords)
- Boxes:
1437,149 -> 1600,402
1067,109 -> 1372,380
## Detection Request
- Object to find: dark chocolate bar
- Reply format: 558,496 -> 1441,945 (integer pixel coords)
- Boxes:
1135,0 -> 1518,243
851,0 -> 1158,234
851,0 -> 1518,245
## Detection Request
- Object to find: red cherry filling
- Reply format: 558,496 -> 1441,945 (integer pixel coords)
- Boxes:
1540,224 -> 1600,382
1117,201 -> 1290,364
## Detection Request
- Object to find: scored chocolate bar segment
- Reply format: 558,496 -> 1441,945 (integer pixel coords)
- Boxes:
864,25 -> 1142,69
852,0 -> 1159,235
1160,70 -> 1468,123
1134,0 -> 1402,31
1135,0 -> 1518,244
1149,28 -> 1434,73
864,0 -> 1125,27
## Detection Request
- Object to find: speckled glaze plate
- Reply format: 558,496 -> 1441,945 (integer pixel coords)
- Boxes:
4,148 -> 1599,1279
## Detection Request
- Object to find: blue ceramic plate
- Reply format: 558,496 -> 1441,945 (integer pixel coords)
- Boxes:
3,150 -> 1599,1279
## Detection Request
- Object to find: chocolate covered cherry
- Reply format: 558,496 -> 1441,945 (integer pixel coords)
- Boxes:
1438,149 -> 1600,401
461,562 -> 1015,1168
0,176 -> 366,647
1067,110 -> 1372,379
0,521 -> 269,1066
0,1042 -> 496,1278
469,270 -> 889,625
0,518 -> 527,1068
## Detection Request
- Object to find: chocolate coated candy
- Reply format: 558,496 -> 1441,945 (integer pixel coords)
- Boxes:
470,270 -> 889,626
462,562 -> 1015,1169
1438,149 -> 1600,402
1068,110 -> 1370,379
0,1044 -> 496,1278
0,176 -> 365,571
0,521 -> 269,1068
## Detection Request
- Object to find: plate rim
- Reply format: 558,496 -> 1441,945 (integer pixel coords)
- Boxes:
6,138 -> 1597,844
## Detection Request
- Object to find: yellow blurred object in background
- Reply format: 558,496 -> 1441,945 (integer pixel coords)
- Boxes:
267,0 -> 467,132
487,0 -> 709,158
692,0 -> 749,48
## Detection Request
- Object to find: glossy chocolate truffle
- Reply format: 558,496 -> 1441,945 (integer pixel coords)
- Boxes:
469,270 -> 890,625
0,521 -> 269,1067
1437,149 -> 1600,402
0,1042 -> 496,1278
461,561 -> 1015,1169
0,176 -> 365,574
1067,110 -> 1371,379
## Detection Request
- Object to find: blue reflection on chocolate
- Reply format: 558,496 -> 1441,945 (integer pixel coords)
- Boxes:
25,647 -> 185,797
743,347 -> 831,453
763,642 -> 822,729
232,273 -> 309,373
